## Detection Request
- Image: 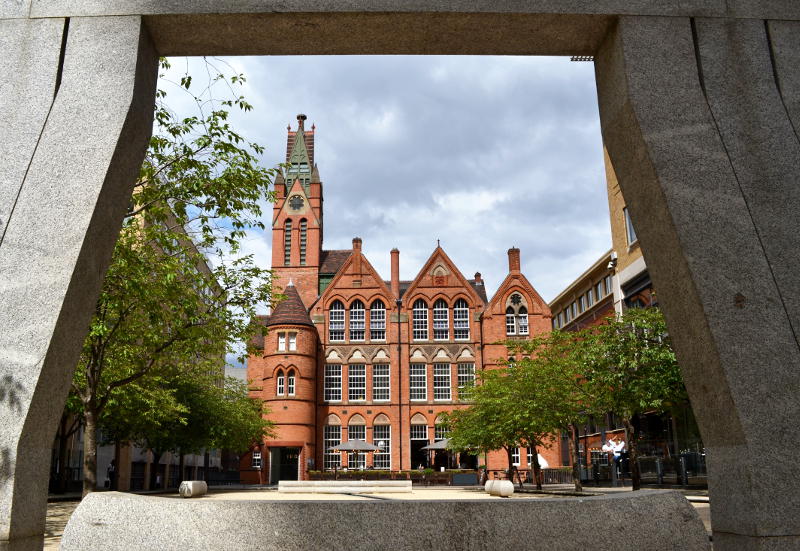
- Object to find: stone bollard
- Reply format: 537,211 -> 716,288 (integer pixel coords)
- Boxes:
496,480 -> 514,498
179,481 -> 208,498
485,480 -> 496,495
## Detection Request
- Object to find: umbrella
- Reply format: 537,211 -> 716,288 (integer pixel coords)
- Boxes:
420,439 -> 451,451
327,441 -> 381,452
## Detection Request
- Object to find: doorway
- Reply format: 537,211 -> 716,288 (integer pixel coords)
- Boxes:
269,447 -> 300,484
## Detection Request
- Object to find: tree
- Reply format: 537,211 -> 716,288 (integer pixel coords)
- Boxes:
70,58 -> 277,495
577,307 -> 686,490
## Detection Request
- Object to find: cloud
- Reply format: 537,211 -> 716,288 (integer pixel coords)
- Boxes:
162,55 -> 610,302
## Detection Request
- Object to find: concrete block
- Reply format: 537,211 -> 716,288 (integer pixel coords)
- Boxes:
178,481 -> 208,498
61,490 -> 710,550
496,480 -> 514,497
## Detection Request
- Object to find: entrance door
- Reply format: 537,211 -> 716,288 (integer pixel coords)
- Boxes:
278,448 -> 300,481
411,441 -> 429,469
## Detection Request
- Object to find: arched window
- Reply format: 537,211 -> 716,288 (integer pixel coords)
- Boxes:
349,300 -> 365,341
453,298 -> 469,340
518,306 -> 529,335
412,299 -> 428,340
276,370 -> 285,396
373,414 -> 391,469
505,306 -> 516,335
433,299 -> 449,340
299,218 -> 307,266
370,299 -> 386,340
329,300 -> 345,341
287,369 -> 296,396
323,415 -> 341,470
283,219 -> 292,266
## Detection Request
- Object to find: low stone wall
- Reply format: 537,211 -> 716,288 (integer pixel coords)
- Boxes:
279,480 -> 412,493
61,490 -> 709,550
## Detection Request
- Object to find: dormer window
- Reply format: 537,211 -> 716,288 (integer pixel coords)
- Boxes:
506,293 -> 530,336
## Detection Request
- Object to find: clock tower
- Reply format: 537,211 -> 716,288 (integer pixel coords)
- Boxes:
271,114 -> 325,306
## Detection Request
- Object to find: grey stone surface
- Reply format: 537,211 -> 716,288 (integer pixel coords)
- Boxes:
0,1 -> 30,19
61,490 -> 710,550
178,480 -> 208,498
0,17 -> 63,248
0,15 -> 157,550
713,533 -> 800,551
595,14 -> 800,548
767,20 -> 800,143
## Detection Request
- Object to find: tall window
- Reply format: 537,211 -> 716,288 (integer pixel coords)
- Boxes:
433,299 -> 449,340
373,425 -> 391,469
410,363 -> 427,400
527,448 -> 534,467
412,299 -> 428,340
457,363 -> 475,398
372,364 -> 390,401
604,275 -> 613,296
329,300 -> 345,341
453,299 -> 469,340
506,306 -> 516,335
410,423 -> 428,441
578,295 -> 586,313
349,300 -> 365,341
323,425 -> 341,469
435,423 -> 449,441
348,424 -> 366,469
288,332 -> 297,351
251,450 -> 262,469
512,447 -> 520,466
433,363 -> 451,401
348,364 -> 366,401
283,219 -> 292,266
369,300 -> 386,340
299,219 -> 307,265
518,306 -> 529,335
287,370 -> 296,396
278,333 -> 286,351
624,207 -> 638,245
586,289 -> 594,308
595,281 -> 603,301
276,370 -> 285,396
324,364 -> 341,401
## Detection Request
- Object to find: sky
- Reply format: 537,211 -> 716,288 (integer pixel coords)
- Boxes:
162,54 -> 610,324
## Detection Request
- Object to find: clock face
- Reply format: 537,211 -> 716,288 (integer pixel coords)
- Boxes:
289,195 -> 304,210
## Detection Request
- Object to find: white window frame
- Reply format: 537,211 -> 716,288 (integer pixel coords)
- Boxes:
347,425 -> 367,469
288,332 -> 297,351
370,300 -> 386,341
324,364 -> 342,402
433,299 -> 449,340
348,364 -> 366,401
412,299 -> 428,340
457,363 -> 475,391
433,363 -> 451,401
453,298 -> 470,340
410,424 -> 428,440
518,307 -> 529,335
604,275 -> 613,296
323,425 -> 341,470
349,300 -> 365,341
277,372 -> 285,396
409,363 -> 427,401
287,370 -> 296,396
512,447 -> 520,466
251,450 -> 262,469
624,207 -> 638,246
373,425 -> 391,469
278,333 -> 286,351
506,306 -> 516,335
372,364 -> 390,401
435,424 -> 449,441
329,301 -> 345,342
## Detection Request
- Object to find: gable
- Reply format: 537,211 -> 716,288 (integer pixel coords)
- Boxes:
273,178 -> 320,228
487,272 -> 550,317
403,247 -> 484,306
315,249 -> 393,311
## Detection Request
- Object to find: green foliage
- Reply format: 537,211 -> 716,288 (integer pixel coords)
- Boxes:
70,58 -> 276,491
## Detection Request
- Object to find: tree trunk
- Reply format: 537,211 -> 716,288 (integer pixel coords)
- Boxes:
178,452 -> 185,487
623,416 -> 642,490
55,414 -> 70,494
149,449 -> 163,490
569,424 -> 583,492
82,409 -> 98,497
505,447 -> 517,484
531,446 -> 542,491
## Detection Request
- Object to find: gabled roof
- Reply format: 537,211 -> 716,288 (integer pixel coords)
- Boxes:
469,279 -> 489,303
402,246 -> 485,306
265,284 -> 313,327
320,250 -> 351,274
486,271 -> 550,316
319,247 -> 394,304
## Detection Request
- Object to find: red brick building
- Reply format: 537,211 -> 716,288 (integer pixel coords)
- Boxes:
241,115 -> 557,483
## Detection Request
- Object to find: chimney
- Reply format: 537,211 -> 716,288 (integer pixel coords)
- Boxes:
391,248 -> 400,299
508,247 -> 521,273
474,272 -> 483,285
297,113 -> 307,130
353,237 -> 362,275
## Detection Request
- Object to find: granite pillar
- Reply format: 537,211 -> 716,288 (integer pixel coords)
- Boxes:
595,16 -> 800,549
0,16 -> 157,550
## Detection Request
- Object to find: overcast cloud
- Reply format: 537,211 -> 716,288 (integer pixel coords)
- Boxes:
164,55 -> 610,308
